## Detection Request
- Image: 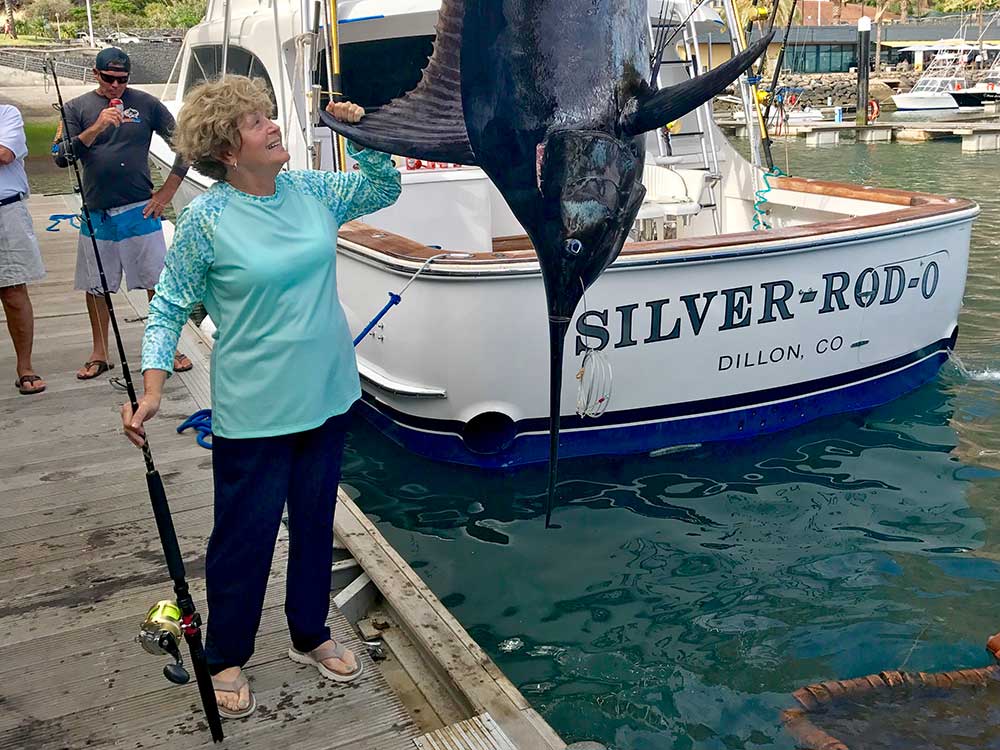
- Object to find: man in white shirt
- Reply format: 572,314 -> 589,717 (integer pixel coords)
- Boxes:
0,104 -> 46,394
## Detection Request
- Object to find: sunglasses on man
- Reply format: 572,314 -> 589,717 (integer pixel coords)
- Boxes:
97,71 -> 129,84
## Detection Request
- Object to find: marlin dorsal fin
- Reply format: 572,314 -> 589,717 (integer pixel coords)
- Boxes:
622,31 -> 774,136
320,0 -> 477,165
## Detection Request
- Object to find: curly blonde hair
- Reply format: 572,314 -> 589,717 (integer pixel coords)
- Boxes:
173,76 -> 275,181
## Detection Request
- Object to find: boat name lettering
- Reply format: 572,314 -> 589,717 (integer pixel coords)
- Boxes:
574,261 -> 941,355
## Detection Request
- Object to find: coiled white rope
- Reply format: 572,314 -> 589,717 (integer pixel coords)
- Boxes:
575,279 -> 613,418
576,346 -> 613,417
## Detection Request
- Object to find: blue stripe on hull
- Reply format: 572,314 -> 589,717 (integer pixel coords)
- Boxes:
355,339 -> 954,468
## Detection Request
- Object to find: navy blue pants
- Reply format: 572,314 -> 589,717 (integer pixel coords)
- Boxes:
204,412 -> 349,674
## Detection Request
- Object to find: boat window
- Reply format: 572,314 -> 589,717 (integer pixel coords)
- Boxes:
183,45 -> 277,114
315,35 -> 435,110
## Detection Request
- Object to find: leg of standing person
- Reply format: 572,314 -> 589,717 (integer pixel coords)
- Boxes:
204,430 -> 294,714
75,211 -> 120,379
79,291 -> 111,377
0,199 -> 46,394
1,284 -> 45,394
284,411 -> 360,678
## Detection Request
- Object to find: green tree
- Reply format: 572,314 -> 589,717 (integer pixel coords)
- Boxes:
26,0 -> 73,21
143,0 -> 202,26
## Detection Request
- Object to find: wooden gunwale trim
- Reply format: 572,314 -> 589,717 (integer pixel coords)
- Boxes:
782,664 -> 1000,750
339,178 -> 976,266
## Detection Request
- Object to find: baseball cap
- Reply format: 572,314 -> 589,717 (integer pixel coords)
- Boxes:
95,47 -> 131,72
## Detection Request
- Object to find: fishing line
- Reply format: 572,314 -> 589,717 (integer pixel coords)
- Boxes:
45,59 -> 224,743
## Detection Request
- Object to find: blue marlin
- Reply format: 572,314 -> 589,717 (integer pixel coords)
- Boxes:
322,0 -> 771,524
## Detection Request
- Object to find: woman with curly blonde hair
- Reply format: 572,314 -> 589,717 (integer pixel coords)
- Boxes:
120,75 -> 400,718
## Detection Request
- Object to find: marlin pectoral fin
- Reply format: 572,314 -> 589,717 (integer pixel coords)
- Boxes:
622,31 -> 774,136
319,0 -> 478,165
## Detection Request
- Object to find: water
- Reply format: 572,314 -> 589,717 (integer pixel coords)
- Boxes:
339,139 -> 1000,750
25,138 -> 999,748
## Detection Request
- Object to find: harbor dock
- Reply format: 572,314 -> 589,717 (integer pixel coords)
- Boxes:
717,114 -> 1000,151
0,195 -> 567,749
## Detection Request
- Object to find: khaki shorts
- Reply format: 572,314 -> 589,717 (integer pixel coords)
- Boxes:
0,199 -> 45,288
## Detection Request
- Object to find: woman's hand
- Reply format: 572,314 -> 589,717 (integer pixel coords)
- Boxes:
326,100 -> 365,124
121,393 -> 161,447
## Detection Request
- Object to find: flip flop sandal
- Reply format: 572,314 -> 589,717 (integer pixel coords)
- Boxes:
15,375 -> 45,395
288,640 -> 364,683
77,360 -> 114,380
211,671 -> 256,720
173,354 -> 193,373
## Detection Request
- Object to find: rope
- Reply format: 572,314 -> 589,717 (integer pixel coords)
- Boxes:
177,408 -> 214,449
575,280 -> 613,418
575,348 -> 613,418
752,167 -> 785,231
46,213 -> 80,231
284,32 -> 316,151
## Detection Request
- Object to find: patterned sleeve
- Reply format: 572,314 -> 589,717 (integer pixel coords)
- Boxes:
141,196 -> 220,373
283,141 -> 402,225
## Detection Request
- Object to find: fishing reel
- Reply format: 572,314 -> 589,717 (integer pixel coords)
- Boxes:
137,600 -> 191,685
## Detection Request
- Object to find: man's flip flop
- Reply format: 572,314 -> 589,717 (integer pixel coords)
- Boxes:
173,353 -> 193,373
15,375 -> 46,395
77,360 -> 114,380
288,640 -> 364,683
211,671 -> 256,720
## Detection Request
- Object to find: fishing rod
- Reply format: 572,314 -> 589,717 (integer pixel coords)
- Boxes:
45,59 -> 224,743
761,0 -> 800,170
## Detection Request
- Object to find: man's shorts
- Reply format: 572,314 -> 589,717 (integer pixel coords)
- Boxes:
74,200 -> 167,294
0,198 -> 46,289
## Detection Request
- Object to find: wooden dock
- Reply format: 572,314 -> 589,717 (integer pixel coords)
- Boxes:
717,114 -> 1000,151
0,194 -> 421,749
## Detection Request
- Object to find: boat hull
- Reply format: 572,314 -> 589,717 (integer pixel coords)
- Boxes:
355,337 -> 955,465
343,209 -> 973,468
951,89 -> 1000,107
891,92 -> 959,110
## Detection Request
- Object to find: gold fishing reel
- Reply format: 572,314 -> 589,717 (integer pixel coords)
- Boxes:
137,599 -> 191,685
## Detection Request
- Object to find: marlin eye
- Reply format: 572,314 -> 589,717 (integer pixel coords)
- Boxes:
564,238 -> 583,255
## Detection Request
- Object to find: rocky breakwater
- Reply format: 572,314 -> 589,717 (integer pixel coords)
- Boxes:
773,71 -> 922,108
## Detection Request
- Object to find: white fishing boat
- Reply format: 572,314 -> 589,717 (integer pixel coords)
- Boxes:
891,42 -> 974,111
150,0 -> 977,468
951,51 -> 1000,107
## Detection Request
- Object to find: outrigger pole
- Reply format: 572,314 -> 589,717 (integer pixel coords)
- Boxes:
761,0 -> 799,170
45,59 -> 224,743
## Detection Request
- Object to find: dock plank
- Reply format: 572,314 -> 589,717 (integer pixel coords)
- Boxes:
0,196 -> 420,749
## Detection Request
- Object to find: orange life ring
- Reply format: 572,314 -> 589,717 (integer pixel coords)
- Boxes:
866,99 -> 881,122
990,82 -> 996,91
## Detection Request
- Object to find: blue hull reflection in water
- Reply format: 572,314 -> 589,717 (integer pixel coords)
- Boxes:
340,140 -> 1000,750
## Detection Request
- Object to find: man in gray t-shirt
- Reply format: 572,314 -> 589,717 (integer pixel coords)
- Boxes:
53,47 -> 191,378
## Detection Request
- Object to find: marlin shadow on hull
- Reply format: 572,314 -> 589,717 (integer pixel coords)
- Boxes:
321,0 -> 772,526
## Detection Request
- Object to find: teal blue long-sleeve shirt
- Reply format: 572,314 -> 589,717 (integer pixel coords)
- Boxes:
141,145 -> 401,439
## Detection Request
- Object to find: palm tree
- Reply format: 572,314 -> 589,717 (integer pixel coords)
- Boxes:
4,0 -> 16,39
832,0 -> 844,24
899,0 -> 909,21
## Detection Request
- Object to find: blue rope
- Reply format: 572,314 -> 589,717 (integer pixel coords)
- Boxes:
752,167 -> 786,231
47,213 -> 80,232
177,408 -> 214,449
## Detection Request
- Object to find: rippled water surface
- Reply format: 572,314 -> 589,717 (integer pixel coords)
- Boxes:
338,138 -> 1000,750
